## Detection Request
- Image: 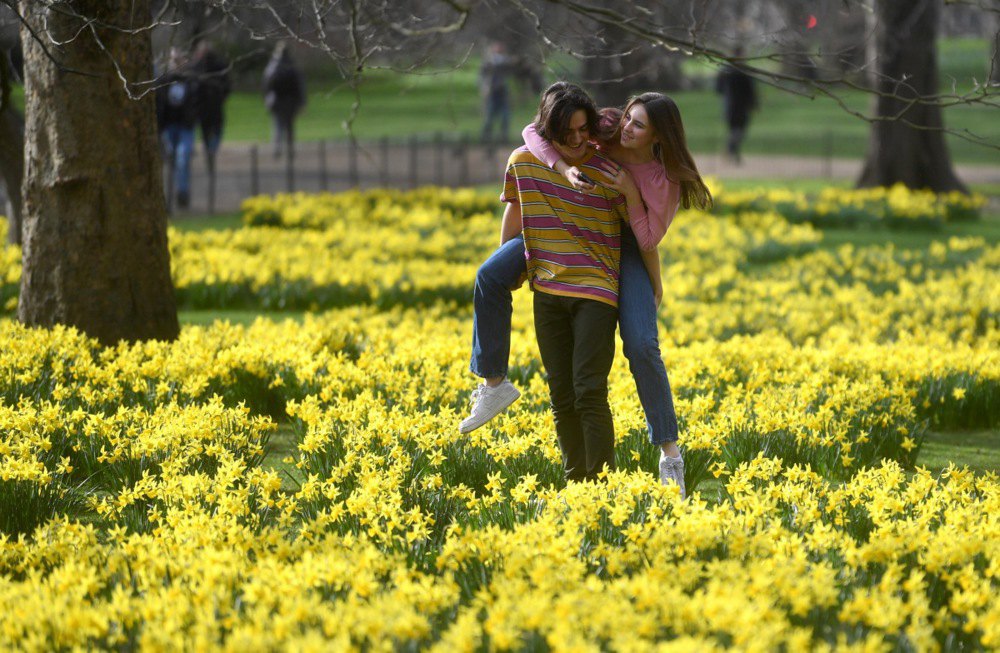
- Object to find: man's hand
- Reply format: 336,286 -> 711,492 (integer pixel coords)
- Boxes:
555,161 -> 596,192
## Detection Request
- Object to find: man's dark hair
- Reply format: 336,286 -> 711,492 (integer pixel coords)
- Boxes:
534,83 -> 598,146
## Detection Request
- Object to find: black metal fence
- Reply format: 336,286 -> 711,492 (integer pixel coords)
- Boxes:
169,135 -> 525,214
166,130 -> 881,215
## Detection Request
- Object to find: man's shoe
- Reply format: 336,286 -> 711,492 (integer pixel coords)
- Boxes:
659,453 -> 686,499
459,380 -> 520,433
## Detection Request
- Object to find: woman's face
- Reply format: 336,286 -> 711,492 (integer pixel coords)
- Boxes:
620,103 -> 658,151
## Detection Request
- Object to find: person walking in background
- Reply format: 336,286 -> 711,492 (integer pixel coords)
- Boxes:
191,40 -> 231,170
156,47 -> 199,210
263,42 -> 306,159
479,41 -> 512,146
715,48 -> 758,164
191,39 -> 231,212
495,84 -> 628,482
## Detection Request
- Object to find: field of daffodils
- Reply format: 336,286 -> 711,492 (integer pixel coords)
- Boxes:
0,183 -> 996,650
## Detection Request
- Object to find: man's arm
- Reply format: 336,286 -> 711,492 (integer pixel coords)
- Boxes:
499,201 -> 522,245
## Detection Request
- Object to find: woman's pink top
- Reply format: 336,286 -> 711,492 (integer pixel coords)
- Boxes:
522,124 -> 680,251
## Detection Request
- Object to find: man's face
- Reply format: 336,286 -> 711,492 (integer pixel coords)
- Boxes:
554,109 -> 590,160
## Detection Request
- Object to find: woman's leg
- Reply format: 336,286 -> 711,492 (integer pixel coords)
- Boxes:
461,236 -> 526,433
617,231 -> 680,447
618,231 -> 684,494
470,235 -> 526,379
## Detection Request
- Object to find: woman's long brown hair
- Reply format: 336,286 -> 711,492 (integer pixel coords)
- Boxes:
625,93 -> 713,211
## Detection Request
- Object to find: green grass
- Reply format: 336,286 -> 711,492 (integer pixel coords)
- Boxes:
170,211 -> 244,232
917,430 -> 1000,476
211,37 -> 999,164
262,423 -> 305,491
178,310 -> 306,326
223,69 -> 541,145
221,83 -> 998,164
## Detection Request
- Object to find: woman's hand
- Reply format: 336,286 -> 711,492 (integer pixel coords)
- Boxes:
555,161 -> 596,192
653,282 -> 663,308
599,163 -> 638,198
599,164 -> 642,222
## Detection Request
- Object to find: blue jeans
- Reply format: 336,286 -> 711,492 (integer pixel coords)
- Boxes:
469,229 -> 679,444
162,124 -> 195,195
617,229 -> 679,445
470,236 -> 526,379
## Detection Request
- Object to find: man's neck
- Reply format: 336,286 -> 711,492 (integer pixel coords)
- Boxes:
553,143 -> 594,166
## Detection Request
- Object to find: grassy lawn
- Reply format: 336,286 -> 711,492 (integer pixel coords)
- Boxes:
221,79 -> 998,164
214,37 -> 999,164
263,423 -> 303,491
170,210 -> 244,232
178,309 -> 306,326
919,429 -> 1000,476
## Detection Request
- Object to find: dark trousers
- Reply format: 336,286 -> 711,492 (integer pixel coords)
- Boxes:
533,291 -> 618,482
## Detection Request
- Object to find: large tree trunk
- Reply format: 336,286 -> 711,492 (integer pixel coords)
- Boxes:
857,0 -> 967,192
17,1 -> 179,345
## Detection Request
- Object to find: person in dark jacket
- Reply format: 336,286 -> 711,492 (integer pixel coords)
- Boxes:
191,40 -> 231,164
156,47 -> 199,209
715,49 -> 758,164
478,41 -> 513,145
263,42 -> 306,159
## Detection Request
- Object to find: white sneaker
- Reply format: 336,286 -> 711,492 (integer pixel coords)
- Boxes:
659,453 -> 685,499
459,380 -> 521,433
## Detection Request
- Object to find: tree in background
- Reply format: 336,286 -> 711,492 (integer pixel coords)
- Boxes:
857,0 -> 967,192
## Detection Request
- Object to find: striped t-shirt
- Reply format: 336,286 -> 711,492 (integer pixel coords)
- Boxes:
501,146 -> 627,307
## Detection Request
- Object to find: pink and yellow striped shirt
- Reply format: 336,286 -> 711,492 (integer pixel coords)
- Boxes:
501,146 -> 628,308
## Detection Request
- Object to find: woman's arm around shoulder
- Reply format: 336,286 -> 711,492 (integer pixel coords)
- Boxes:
522,123 -> 563,169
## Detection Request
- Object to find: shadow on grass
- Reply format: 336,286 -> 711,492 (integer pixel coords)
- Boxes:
178,310 -> 307,327
262,423 -> 305,491
170,211 -> 244,232
917,429 -> 1000,476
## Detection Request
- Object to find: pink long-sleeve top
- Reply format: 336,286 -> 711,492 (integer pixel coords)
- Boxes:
522,124 -> 681,251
